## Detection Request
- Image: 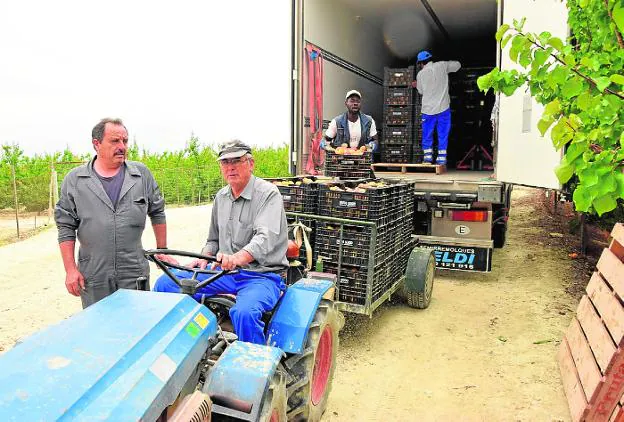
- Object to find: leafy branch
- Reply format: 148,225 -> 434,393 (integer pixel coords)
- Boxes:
478,1 -> 624,216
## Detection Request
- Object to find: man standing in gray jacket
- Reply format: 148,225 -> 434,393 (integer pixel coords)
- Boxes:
55,118 -> 170,308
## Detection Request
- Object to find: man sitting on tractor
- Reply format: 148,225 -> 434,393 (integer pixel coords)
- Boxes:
153,140 -> 288,345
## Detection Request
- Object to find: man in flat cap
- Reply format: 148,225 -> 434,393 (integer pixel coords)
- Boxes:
154,140 -> 288,345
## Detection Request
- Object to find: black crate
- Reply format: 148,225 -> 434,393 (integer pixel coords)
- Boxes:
384,105 -> 413,126
382,124 -> 414,144
322,261 -> 391,305
384,87 -> 414,106
384,66 -> 415,87
268,176 -> 321,214
324,151 -> 372,178
324,169 -> 373,180
384,144 -> 412,156
318,184 -> 391,221
317,179 -> 414,222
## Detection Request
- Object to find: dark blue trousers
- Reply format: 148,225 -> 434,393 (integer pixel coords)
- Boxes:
421,108 -> 451,164
153,269 -> 285,345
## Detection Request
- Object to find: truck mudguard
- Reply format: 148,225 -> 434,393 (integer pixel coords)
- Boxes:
203,341 -> 283,420
266,277 -> 334,354
0,290 -> 218,421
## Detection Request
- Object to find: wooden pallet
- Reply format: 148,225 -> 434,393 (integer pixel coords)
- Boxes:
371,163 -> 447,175
558,223 -> 624,422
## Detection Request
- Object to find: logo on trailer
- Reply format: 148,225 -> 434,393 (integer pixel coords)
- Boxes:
455,225 -> 470,235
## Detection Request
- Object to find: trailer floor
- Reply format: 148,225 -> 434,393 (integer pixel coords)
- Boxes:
0,188 -> 592,421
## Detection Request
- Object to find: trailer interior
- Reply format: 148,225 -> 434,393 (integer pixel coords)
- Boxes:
297,0 -> 499,172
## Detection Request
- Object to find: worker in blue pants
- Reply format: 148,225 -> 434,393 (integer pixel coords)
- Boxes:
421,109 -> 451,164
154,140 -> 289,345
412,50 -> 461,165
154,269 -> 284,344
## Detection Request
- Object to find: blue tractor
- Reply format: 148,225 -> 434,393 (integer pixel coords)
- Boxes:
0,250 -> 344,421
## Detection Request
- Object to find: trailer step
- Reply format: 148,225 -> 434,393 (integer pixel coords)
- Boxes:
372,163 -> 447,175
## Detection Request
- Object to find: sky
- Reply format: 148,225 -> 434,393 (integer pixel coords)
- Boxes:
0,0 -> 292,156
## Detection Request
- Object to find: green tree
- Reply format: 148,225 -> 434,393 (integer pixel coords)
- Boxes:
478,0 -> 624,215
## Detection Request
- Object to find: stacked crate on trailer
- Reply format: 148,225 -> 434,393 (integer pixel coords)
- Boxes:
323,150 -> 373,180
315,179 -> 415,306
268,176 -> 322,267
382,66 -> 423,163
448,67 -> 495,170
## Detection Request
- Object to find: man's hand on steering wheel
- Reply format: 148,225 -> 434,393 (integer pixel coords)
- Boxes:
155,253 -> 180,266
186,258 -> 209,270
216,250 -> 254,271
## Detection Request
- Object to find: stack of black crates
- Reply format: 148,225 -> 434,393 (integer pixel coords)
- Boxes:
448,67 -> 495,168
382,66 -> 423,163
268,176 -> 321,263
315,180 -> 415,305
324,151 -> 373,179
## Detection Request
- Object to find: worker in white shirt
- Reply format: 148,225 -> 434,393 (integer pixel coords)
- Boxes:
412,51 -> 461,165
323,90 -> 379,152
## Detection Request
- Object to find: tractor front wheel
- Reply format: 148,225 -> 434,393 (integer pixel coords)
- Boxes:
258,371 -> 288,422
284,299 -> 343,421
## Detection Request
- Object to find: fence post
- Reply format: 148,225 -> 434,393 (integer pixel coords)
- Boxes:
11,164 -> 19,238
48,164 -> 58,225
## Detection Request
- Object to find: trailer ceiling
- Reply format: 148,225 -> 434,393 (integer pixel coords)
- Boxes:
340,0 -> 497,65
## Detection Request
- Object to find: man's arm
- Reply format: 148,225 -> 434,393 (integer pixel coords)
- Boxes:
145,168 -> 166,226
54,175 -> 84,296
368,119 -> 380,151
446,61 -> 461,73
416,73 -> 423,94
152,223 -> 168,248
201,200 -> 220,256
323,119 -> 338,148
59,240 -> 84,296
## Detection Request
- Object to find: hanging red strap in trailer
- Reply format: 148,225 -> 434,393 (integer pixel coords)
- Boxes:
304,43 -> 324,175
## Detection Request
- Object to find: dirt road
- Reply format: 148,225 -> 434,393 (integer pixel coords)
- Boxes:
0,187 -> 580,421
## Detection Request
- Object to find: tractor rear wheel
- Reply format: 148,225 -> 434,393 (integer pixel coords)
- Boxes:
284,299 -> 343,421
258,371 -> 287,422
404,247 -> 435,309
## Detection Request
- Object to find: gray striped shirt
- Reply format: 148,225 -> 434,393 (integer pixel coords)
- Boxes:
201,175 -> 288,272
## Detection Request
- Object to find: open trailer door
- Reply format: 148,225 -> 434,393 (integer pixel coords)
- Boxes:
495,0 -> 568,190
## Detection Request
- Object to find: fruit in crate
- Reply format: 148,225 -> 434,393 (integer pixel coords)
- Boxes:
334,146 -> 366,156
302,177 -> 313,184
272,180 -> 295,186
329,186 -> 344,192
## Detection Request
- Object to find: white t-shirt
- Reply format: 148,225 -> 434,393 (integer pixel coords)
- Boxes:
325,116 -> 378,148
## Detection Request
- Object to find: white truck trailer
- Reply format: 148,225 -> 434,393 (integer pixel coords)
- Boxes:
287,0 -> 569,272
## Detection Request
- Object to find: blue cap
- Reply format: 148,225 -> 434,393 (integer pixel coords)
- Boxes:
417,50 -> 432,62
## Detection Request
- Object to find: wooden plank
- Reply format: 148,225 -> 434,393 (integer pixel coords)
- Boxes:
558,338 -> 589,422
567,317 -> 603,401
609,403 -> 622,422
371,163 -> 446,175
587,272 -> 624,346
577,295 -> 618,373
611,223 -> 624,253
586,349 -> 624,421
597,248 -> 624,301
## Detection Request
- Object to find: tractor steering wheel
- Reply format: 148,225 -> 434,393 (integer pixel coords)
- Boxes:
144,249 -> 237,296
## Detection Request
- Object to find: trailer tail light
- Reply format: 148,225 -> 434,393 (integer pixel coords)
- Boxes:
451,210 -> 488,222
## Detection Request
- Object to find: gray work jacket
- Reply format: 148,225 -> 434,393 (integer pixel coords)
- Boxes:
55,157 -> 166,298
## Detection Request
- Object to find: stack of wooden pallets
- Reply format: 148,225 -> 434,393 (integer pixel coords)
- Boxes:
558,223 -> 624,422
